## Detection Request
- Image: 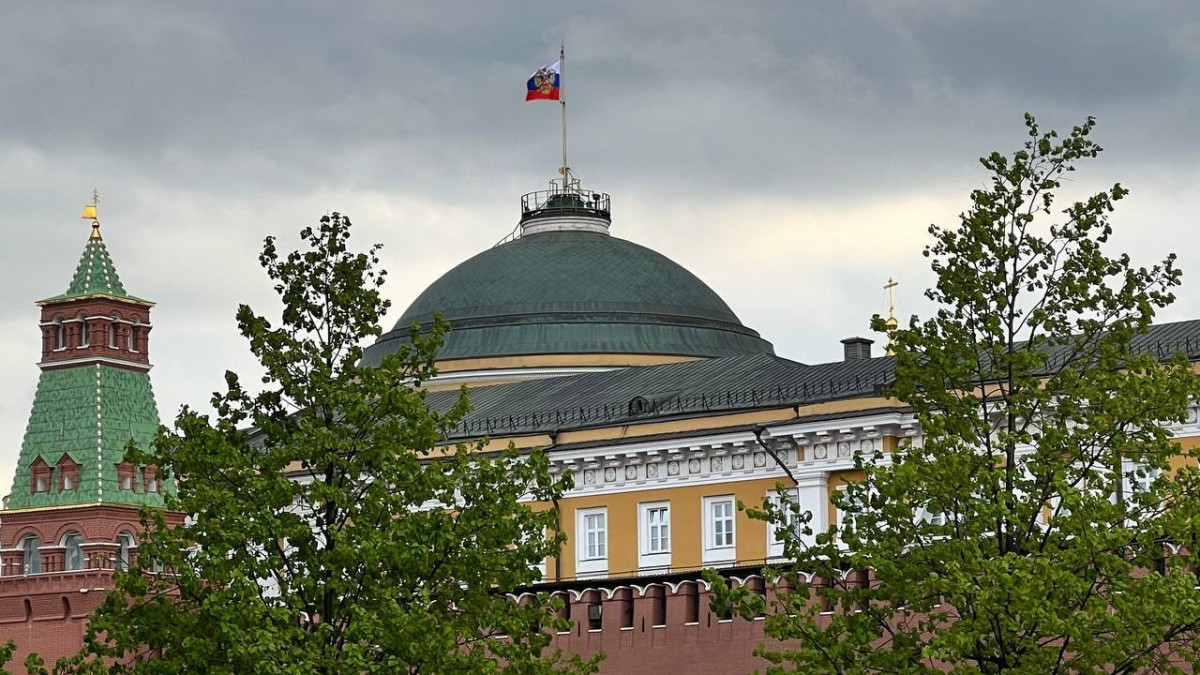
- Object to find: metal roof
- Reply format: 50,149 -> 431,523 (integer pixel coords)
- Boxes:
433,318 -> 1200,441
432,352 -> 893,440
41,232 -> 149,305
363,230 -> 774,366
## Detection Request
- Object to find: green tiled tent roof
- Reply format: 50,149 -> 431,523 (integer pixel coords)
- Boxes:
8,228 -> 168,509
8,364 -> 167,509
41,233 -> 149,304
363,230 -> 774,365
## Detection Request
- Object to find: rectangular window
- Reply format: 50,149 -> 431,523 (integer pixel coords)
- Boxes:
703,495 -> 737,564
584,513 -> 606,559
638,502 -> 671,572
768,488 -> 800,559
836,485 -> 856,550
646,505 -> 669,552
576,507 -> 608,578
144,468 -> 159,493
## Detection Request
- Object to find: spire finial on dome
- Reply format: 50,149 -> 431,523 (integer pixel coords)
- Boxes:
884,276 -> 899,355
82,188 -> 101,239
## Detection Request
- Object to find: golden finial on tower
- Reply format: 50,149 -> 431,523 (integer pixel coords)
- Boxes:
81,189 -> 100,238
884,276 -> 899,355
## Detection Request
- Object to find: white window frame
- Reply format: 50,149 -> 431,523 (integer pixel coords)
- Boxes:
702,495 -> 736,565
21,535 -> 42,575
575,507 -> 608,579
116,531 -> 135,571
638,501 -> 671,572
1122,459 -> 1161,500
1121,459 -> 1163,525
62,532 -> 84,571
915,504 -> 947,527
836,485 -> 853,550
767,488 -> 801,559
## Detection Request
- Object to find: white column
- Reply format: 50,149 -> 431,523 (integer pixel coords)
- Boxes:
796,474 -> 830,547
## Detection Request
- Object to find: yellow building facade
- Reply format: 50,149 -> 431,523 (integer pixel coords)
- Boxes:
360,177 -> 1200,589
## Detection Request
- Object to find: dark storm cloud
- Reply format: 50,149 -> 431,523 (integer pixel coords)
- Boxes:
3,1 -> 1198,201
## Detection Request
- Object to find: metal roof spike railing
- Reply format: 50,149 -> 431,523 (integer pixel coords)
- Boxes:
439,335 -> 1200,439
520,188 -> 611,220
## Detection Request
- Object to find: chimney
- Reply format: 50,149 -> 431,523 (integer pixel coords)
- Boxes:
840,337 -> 873,362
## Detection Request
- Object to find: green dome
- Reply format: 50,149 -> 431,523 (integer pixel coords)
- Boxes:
362,230 -> 773,366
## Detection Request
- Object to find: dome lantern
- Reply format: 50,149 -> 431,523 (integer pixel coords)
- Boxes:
519,174 -> 611,236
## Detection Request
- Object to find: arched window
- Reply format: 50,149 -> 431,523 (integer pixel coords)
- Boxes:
63,532 -> 84,571
108,316 -> 118,348
116,532 -> 135,570
21,535 -> 42,575
55,319 -> 65,350
128,318 -> 138,352
79,315 -> 90,348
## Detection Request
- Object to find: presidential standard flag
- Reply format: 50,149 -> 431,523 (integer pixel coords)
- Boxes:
526,60 -> 561,101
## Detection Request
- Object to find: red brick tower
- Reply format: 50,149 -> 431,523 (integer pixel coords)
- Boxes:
0,199 -> 174,663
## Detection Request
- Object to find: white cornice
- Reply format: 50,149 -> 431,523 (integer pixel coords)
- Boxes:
520,214 -> 610,236
38,356 -> 152,372
549,411 -> 919,497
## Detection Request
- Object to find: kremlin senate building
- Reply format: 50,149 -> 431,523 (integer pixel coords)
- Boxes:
5,178 -> 1200,672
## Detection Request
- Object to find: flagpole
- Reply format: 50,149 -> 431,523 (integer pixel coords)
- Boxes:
560,42 -> 568,192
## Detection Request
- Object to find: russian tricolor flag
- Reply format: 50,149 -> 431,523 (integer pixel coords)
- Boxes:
526,61 -> 561,101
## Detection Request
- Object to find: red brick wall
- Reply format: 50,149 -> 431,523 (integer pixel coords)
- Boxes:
0,505 -> 182,664
38,298 -> 151,366
0,570 -> 111,666
538,575 -> 785,675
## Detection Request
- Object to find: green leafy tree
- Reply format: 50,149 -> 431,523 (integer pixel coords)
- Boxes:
60,214 -> 598,675
713,116 -> 1200,674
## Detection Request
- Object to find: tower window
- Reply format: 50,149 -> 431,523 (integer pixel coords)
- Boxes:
108,316 -> 118,348
128,319 -> 139,352
62,532 -> 84,571
30,458 -> 51,494
117,463 -> 136,491
21,535 -> 42,575
116,532 -> 135,570
55,319 -> 65,350
79,315 -> 90,348
57,455 -> 80,492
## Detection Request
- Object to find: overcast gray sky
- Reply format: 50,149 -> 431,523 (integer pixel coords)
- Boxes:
1,0 -> 1198,493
